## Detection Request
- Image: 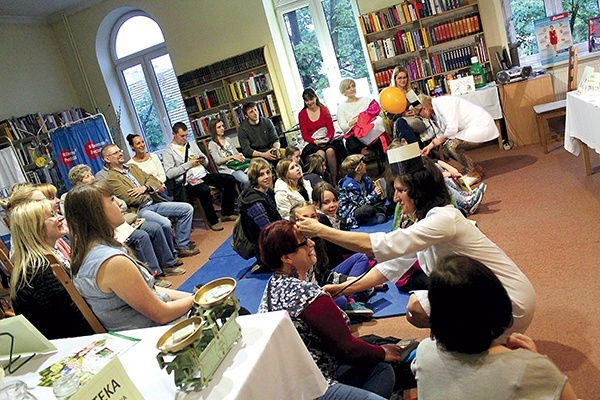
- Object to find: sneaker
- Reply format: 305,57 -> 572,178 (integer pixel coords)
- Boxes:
354,287 -> 375,303
344,302 -> 374,319
169,258 -> 184,267
178,248 -> 200,258
466,189 -> 484,215
375,213 -> 387,224
162,266 -> 187,276
477,182 -> 488,194
210,222 -> 224,231
221,215 -> 239,222
155,279 -> 172,288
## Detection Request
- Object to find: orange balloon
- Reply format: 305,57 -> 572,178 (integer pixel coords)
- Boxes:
379,86 -> 408,114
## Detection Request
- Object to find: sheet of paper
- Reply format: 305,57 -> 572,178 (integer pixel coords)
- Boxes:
71,357 -> 144,400
0,315 -> 57,360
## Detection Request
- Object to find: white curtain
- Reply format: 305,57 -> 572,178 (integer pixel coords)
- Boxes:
0,146 -> 26,197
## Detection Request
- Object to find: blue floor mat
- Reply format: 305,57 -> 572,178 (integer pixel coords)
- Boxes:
353,218 -> 393,234
364,282 -> 410,318
235,274 -> 271,314
178,257 -> 255,293
209,235 -> 238,259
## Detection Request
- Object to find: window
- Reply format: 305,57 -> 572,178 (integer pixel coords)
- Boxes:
276,0 -> 373,110
505,0 -> 600,62
111,12 -> 191,153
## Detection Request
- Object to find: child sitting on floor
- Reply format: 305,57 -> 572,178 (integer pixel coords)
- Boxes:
312,181 -> 346,230
338,154 -> 387,228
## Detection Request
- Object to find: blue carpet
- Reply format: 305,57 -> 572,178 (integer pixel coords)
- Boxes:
208,236 -> 238,259
365,282 -> 410,318
235,274 -> 271,314
178,257 -> 255,293
353,217 -> 393,233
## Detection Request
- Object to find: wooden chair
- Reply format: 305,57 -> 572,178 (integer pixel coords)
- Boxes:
533,46 -> 578,153
45,253 -> 106,334
0,243 -> 14,276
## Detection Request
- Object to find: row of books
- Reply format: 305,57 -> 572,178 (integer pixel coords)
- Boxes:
366,14 -> 482,63
232,95 -> 279,125
228,73 -> 273,102
0,108 -> 87,141
177,48 -> 266,91
359,0 -> 463,35
189,109 -> 237,138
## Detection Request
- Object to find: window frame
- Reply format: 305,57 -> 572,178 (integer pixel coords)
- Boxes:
110,11 -> 174,153
505,0 -> 600,67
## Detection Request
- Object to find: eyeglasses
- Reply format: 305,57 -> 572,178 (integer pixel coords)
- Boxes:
291,236 -> 310,252
106,148 -> 123,157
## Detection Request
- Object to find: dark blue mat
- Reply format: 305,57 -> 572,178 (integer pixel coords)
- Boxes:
208,235 -> 238,259
235,275 -> 271,313
178,257 -> 255,293
365,282 -> 410,318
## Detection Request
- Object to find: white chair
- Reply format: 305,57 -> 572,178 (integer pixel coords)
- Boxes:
533,46 -> 578,154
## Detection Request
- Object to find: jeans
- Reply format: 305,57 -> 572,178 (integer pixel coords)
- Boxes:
394,118 -> 419,143
317,362 -> 394,400
231,170 -> 250,191
445,177 -> 469,210
332,253 -> 369,277
138,201 -> 194,250
138,220 -> 178,268
127,229 -> 161,274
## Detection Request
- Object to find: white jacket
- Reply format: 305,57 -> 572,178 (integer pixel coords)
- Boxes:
273,178 -> 313,220
432,95 -> 498,142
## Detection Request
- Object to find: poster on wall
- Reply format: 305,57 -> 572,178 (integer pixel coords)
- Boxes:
588,16 -> 600,53
534,13 -> 573,66
50,115 -> 112,189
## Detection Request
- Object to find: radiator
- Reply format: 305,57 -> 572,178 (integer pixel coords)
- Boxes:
550,56 -> 600,100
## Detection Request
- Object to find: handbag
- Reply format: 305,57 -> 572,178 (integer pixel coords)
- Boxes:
226,159 -> 251,171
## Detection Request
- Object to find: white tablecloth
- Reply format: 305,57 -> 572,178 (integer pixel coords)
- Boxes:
4,311 -> 327,399
457,82 -> 503,120
565,91 -> 600,156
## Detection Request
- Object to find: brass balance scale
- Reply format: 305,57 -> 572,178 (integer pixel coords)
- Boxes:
156,277 -> 242,391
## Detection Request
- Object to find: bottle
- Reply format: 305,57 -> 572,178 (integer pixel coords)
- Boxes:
470,56 -> 487,89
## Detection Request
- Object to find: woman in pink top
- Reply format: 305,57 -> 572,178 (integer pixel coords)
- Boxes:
298,88 -> 339,182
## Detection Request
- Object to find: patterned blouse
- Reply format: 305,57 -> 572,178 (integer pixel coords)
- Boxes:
258,273 -> 349,385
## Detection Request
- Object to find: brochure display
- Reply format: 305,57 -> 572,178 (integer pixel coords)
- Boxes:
534,13 -> 573,66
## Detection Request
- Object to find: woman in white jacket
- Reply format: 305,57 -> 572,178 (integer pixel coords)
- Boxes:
274,158 -> 313,220
416,94 -> 498,184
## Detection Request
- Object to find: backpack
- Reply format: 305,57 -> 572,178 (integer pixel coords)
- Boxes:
231,218 -> 256,260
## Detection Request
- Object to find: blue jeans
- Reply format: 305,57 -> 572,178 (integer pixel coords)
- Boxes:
332,253 -> 369,277
138,201 -> 194,250
317,383 -> 386,400
138,220 -> 178,268
231,170 -> 250,191
336,362 -> 395,399
127,229 -> 161,274
445,177 -> 468,210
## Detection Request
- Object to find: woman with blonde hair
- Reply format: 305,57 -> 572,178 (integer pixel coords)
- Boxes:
10,199 -> 92,339
388,66 -> 426,143
65,180 -> 193,331
208,118 -> 249,190
34,183 -> 61,213
274,157 -> 313,220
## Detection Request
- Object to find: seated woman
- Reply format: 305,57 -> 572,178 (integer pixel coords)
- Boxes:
64,180 -> 193,331
208,119 -> 250,190
258,220 -> 402,400
9,199 -> 93,339
125,133 -> 170,200
274,157 -> 313,220
337,78 -> 389,156
34,183 -> 61,214
298,88 -> 340,181
412,255 -> 577,400
388,67 -> 427,143
299,154 -> 535,340
238,158 -> 282,261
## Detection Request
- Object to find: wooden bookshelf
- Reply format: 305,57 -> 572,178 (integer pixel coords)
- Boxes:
177,47 -> 284,139
360,0 -> 492,95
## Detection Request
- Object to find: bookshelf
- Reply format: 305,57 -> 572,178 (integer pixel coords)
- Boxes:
359,0 -> 492,95
177,47 -> 284,140
0,108 -> 87,190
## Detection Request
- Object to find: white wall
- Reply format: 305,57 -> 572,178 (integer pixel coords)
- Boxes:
0,24 -> 77,120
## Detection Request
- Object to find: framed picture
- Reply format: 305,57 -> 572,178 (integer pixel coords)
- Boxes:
588,16 -> 600,53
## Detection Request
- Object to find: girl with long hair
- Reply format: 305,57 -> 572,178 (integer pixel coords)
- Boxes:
273,157 -> 313,220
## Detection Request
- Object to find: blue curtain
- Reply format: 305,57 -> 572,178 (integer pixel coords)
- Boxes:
50,115 -> 112,189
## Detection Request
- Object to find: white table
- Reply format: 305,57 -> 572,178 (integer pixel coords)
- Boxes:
4,311 -> 328,399
565,91 -> 600,175
457,82 -> 504,148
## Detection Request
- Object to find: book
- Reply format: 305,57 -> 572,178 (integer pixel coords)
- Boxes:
454,176 -> 472,193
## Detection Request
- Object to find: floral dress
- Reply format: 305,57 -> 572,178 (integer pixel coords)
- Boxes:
258,273 -> 349,385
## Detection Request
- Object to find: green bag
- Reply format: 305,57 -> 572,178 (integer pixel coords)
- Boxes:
226,159 -> 251,171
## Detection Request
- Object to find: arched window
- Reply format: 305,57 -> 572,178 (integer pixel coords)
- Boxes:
111,12 -> 190,153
